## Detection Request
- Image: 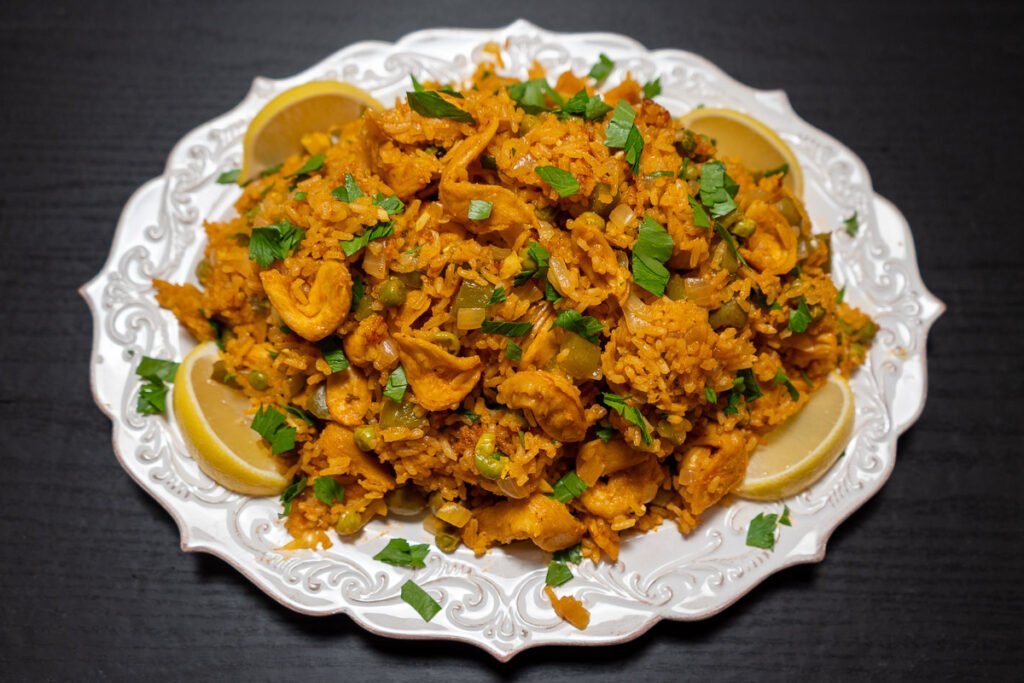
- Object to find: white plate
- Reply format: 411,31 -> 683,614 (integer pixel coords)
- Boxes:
82,20 -> 944,660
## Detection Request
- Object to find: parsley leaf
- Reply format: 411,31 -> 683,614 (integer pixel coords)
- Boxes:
631,215 -> 674,297
513,241 -> 551,286
251,405 -> 296,455
773,368 -> 800,401
407,90 -> 476,124
562,89 -> 613,121
350,275 -> 365,312
468,199 -> 493,220
319,337 -> 349,373
779,505 -> 792,527
331,173 -> 363,202
601,392 -> 652,445
383,365 -> 408,403
553,544 -> 583,564
546,561 -> 573,587
836,286 -> 846,304
595,426 -> 615,443
508,78 -> 561,114
624,124 -> 644,174
481,320 -> 533,337
313,477 -> 345,506
544,281 -> 563,303
249,219 -> 305,268
216,169 -> 241,184
372,192 -> 405,215
552,309 -> 604,344
293,191 -> 307,201
137,381 -> 169,415
604,99 -> 636,148
688,195 -> 711,228
487,287 -> 507,305
260,163 -> 283,178
400,580 -> 441,622
844,212 -> 859,236
704,386 -> 717,404
548,471 -> 588,504
763,162 -> 789,177
456,409 -> 481,423
746,512 -> 779,550
588,53 -> 615,83
278,476 -> 307,517
714,223 -> 748,268
340,221 -> 394,257
735,368 -> 764,402
642,77 -> 662,99
505,340 -> 523,361
699,160 -> 739,218
284,405 -> 316,425
289,153 -> 325,178
724,391 -> 741,415
136,357 -> 179,384
374,538 -> 430,568
535,166 -> 579,197
788,296 -> 813,333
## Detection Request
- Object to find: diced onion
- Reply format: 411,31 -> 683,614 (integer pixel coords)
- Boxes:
457,307 -> 487,330
363,248 -> 387,279
684,277 -> 713,307
379,338 -> 399,366
548,257 -> 574,296
609,203 -> 635,230
497,477 -> 530,499
435,502 -> 473,528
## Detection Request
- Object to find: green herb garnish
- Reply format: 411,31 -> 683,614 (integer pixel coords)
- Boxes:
480,320 -> 534,337
508,78 -> 562,114
545,562 -> 573,587
535,166 -> 579,197
216,169 -> 241,184
788,296 -> 813,333
372,192 -> 405,215
548,471 -> 588,504
284,405 -> 316,425
456,409 -> 481,423
595,426 -> 615,442
588,53 -> 615,83
704,386 -> 717,404
487,286 -> 507,305
339,221 -> 394,257
293,191 -> 308,201
763,162 -> 789,177
714,223 -> 747,267
779,505 -> 792,527
289,153 -> 325,177
278,476 -> 307,517
468,199 -> 493,220
400,580 -> 441,622
251,405 -> 296,455
383,365 -> 408,402
513,241 -> 551,286
319,337 -> 349,373
688,195 -> 711,228
552,309 -> 604,344
313,477 -> 345,506
642,78 -> 662,99
844,212 -> 859,236
374,538 -> 430,568
746,512 -> 780,550
631,215 -> 674,296
331,173 -> 363,202
505,340 -> 523,361
772,368 -> 800,401
561,89 -> 612,121
601,392 -> 652,445
407,90 -> 475,124
249,219 -> 305,268
699,160 -> 739,218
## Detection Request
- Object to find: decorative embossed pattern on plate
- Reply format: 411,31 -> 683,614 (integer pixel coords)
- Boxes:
81,20 -> 944,660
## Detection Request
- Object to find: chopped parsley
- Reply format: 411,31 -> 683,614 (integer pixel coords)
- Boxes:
714,223 -> 748,267
136,376 -> 171,415
624,124 -> 644,174
631,215 -> 674,297
788,295 -> 813,333
505,340 -> 523,361
407,90 -> 475,124
249,218 -> 305,268
250,405 -> 297,455
645,170 -> 675,180
372,192 -> 405,215
481,154 -> 498,170
216,168 -> 241,184
746,512 -> 780,550
487,286 -> 507,306
480,320 -> 533,337
373,538 -> 430,568
313,477 -> 345,506
545,561 -> 573,587
779,505 -> 792,527
513,240 -> 551,286
319,337 -> 349,373
844,212 -> 859,236
339,221 -> 394,257
508,78 -> 562,114
704,386 -> 718,404
331,173 -> 363,202
552,309 -> 604,344
553,544 -> 582,564
400,580 -> 441,622
735,368 -> 764,402
763,162 -> 789,177
688,196 -> 711,228
595,426 -> 615,442
699,160 -> 740,218
467,199 -> 493,220
604,99 -> 635,149
544,281 -> 563,303
601,392 -> 652,445
588,53 -> 615,83
289,153 -> 325,177
836,286 -> 846,304
350,276 -> 365,312
455,409 -> 481,423
535,165 -> 580,197
260,163 -> 283,178
772,368 -> 800,401
278,476 -> 307,517
284,405 -> 316,425
293,191 -> 308,201
136,356 -> 179,384
383,365 -> 408,403
642,78 -> 662,99
548,471 -> 588,504
561,89 -> 612,121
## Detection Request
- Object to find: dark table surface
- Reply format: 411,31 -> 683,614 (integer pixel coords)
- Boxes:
2,0 -> 1022,680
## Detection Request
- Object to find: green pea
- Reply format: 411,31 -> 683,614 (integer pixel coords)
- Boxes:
379,397 -> 428,430
305,384 -> 330,420
353,425 -> 379,452
435,527 -> 461,553
708,299 -> 748,329
195,259 -> 212,283
247,370 -> 268,390
430,331 -> 461,354
335,509 -> 366,536
379,277 -> 407,308
666,274 -> 687,301
385,487 -> 428,516
353,293 -> 376,321
210,360 -> 239,388
731,218 -> 757,239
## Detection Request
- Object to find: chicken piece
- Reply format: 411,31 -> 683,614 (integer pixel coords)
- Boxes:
319,424 -> 395,493
544,586 -> 590,630
675,428 -> 753,515
439,118 -> 537,233
577,455 -> 662,523
326,366 -> 372,426
741,200 -> 798,276
568,215 -> 629,305
392,332 -> 482,411
461,492 -> 584,554
575,438 -> 650,486
259,261 -> 351,342
153,280 -> 215,342
343,315 -> 395,372
496,370 -> 587,443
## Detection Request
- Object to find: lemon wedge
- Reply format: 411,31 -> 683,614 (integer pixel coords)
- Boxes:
240,80 -> 383,181
172,342 -> 289,496
679,107 -> 803,197
734,374 -> 854,500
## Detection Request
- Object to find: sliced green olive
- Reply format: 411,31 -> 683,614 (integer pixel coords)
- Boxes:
435,527 -> 461,553
666,274 -> 687,301
714,240 -> 738,274
379,397 -> 427,430
708,299 -> 748,329
674,127 -> 697,156
393,270 -> 423,289
385,487 -> 428,516
452,280 -> 493,318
